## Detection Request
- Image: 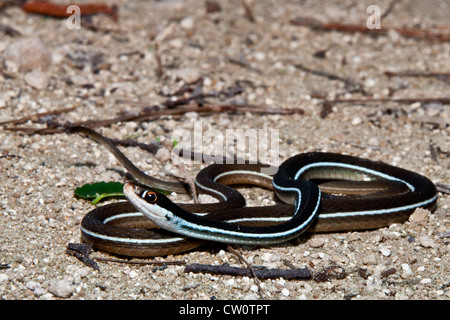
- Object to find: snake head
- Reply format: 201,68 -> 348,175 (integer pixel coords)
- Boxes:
123,182 -> 183,230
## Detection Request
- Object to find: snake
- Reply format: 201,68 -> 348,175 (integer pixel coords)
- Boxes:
68,126 -> 438,257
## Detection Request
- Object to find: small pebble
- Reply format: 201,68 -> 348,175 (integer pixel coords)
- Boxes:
24,70 -> 49,89
0,273 -> 9,282
401,264 -> 413,277
419,236 -> 435,248
48,279 -> 75,298
379,245 -> 391,257
368,137 -> 380,146
309,237 -> 326,248
180,17 -> 195,30
420,278 -> 432,285
175,67 -> 201,84
409,208 -> 429,225
363,253 -> 377,265
155,148 -> 171,163
352,117 -> 362,125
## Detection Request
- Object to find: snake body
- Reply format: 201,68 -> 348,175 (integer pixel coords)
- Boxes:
68,126 -> 437,257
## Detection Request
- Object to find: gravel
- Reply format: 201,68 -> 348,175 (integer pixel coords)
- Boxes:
0,0 -> 449,300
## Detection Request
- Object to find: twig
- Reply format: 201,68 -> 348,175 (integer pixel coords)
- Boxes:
290,16 -> 450,42
436,183 -> 450,195
156,85 -> 244,109
241,0 -> 255,23
67,243 -> 186,269
66,243 -> 99,270
437,231 -> 450,239
184,263 -> 312,280
0,105 -> 79,126
320,97 -> 450,118
109,138 -> 160,155
0,263 -> 10,270
385,70 -> 450,83
226,55 -> 263,75
227,245 -> 264,297
294,63 -> 365,93
170,145 -> 199,203
154,42 -> 163,78
4,103 -> 304,133
380,0 -> 401,20
313,265 -> 347,282
380,267 -> 397,279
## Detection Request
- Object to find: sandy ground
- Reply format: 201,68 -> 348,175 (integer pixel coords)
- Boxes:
0,0 -> 449,300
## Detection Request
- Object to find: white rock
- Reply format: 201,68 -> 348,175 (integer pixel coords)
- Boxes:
198,194 -> 218,204
352,117 -> 362,125
175,67 -> 201,84
419,236 -> 435,248
26,281 -> 41,290
261,252 -> 272,262
24,70 -> 49,89
155,148 -> 171,163
409,208 -> 429,225
0,273 -> 9,282
3,37 -> 52,72
309,237 -> 325,248
48,279 -> 75,298
379,245 -> 391,257
401,263 -> 413,276
27,281 -> 47,296
180,17 -> 195,30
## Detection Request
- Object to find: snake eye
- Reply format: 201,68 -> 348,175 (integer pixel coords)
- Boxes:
141,190 -> 158,204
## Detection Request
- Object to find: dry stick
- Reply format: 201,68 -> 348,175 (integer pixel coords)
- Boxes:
380,0 -> 401,19
109,137 -> 160,155
2,103 -> 304,134
154,42 -> 163,78
226,56 -> 263,75
184,263 -> 313,280
0,104 -> 79,126
385,70 -> 450,83
294,63 -> 364,92
241,0 -> 255,23
67,243 -> 186,269
169,145 -> 199,203
66,243 -> 99,270
227,245 -> 265,297
320,97 -> 450,118
436,183 -> 450,195
290,17 -> 450,42
329,97 -> 450,105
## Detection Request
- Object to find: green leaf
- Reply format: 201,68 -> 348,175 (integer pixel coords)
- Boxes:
74,182 -> 125,205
